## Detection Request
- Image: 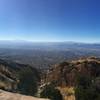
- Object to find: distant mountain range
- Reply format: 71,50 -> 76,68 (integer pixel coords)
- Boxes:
0,40 -> 100,50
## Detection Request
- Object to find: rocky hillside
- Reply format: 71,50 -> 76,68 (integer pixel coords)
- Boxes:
0,59 -> 40,91
0,89 -> 49,100
43,57 -> 100,100
46,56 -> 100,87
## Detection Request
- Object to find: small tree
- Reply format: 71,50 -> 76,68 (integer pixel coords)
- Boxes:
40,84 -> 63,100
75,75 -> 100,100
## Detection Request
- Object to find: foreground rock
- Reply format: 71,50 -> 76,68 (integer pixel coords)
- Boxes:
0,89 -> 49,100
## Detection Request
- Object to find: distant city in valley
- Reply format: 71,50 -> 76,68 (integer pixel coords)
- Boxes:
0,41 -> 100,70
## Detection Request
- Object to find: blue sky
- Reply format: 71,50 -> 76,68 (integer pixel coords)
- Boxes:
0,0 -> 100,42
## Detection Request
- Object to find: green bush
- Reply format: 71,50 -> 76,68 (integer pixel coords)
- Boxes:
75,75 -> 100,100
17,68 -> 38,96
40,84 -> 63,100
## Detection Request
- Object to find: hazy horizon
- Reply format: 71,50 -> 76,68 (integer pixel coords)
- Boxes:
0,39 -> 100,44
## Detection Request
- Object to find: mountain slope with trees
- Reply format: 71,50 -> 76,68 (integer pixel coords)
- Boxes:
0,59 -> 40,96
45,57 -> 100,100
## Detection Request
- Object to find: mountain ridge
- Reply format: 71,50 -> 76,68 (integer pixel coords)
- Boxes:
46,56 -> 100,87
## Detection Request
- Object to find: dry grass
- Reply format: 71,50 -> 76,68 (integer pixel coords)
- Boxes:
58,87 -> 75,100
